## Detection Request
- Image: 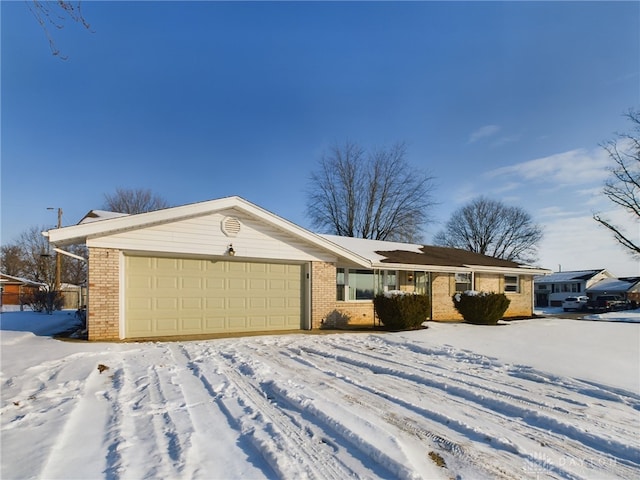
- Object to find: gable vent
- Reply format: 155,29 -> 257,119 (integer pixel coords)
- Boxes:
221,216 -> 241,237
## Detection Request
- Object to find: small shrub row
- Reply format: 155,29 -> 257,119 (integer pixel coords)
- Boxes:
23,290 -> 64,314
373,291 -> 430,330
452,291 -> 510,325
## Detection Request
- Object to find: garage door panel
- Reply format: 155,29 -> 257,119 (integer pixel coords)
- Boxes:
181,317 -> 203,331
181,298 -> 202,309
156,297 -> 178,310
228,278 -> 247,290
205,316 -> 225,329
156,318 -> 179,331
125,256 -> 303,338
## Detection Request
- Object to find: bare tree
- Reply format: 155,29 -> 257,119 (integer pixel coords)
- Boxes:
593,110 -> 640,257
103,188 -> 170,214
306,141 -> 436,242
1,244 -> 26,277
16,226 -> 58,290
62,244 -> 89,286
434,196 -> 543,264
28,1 -> 92,59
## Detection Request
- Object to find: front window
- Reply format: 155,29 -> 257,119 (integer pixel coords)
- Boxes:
505,275 -> 519,293
336,269 -> 398,301
377,270 -> 398,293
348,269 -> 374,300
455,272 -> 472,292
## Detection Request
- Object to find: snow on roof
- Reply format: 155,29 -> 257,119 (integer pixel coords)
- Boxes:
0,273 -> 46,287
319,234 -> 536,271
534,269 -> 606,283
319,234 -> 424,263
588,277 -> 640,292
78,210 -> 130,224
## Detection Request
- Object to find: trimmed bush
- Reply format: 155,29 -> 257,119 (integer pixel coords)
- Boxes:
321,310 -> 351,329
452,291 -> 511,325
374,291 -> 430,330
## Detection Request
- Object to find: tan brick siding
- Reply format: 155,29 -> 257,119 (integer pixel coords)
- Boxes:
87,247 -> 120,340
430,272 -> 534,321
311,265 -> 535,327
310,261 -> 336,329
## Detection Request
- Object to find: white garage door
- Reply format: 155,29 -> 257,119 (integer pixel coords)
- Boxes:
125,255 -> 304,338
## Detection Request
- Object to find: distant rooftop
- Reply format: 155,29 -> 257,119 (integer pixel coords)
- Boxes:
78,210 -> 130,224
534,269 -> 608,283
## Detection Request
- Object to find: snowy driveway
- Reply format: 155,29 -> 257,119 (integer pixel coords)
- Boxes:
1,311 -> 639,479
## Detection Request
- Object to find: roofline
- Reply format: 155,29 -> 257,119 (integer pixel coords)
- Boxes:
372,262 -> 551,275
44,196 -> 371,267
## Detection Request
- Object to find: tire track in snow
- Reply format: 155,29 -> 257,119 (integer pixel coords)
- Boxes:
292,338 -> 639,478
165,343 -> 275,479
240,341 -> 518,480
205,348 -> 378,480
38,358 -> 118,480
328,337 -> 640,452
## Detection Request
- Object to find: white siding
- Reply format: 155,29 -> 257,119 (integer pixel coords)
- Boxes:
87,210 -> 336,262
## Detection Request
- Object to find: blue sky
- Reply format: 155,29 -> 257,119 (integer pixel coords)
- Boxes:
2,1 -> 639,276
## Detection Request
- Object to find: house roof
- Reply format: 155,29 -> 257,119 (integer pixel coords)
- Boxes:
79,210 -> 130,224
321,235 -> 547,274
0,273 -> 46,287
45,196 -> 370,267
587,277 -> 640,293
45,196 -> 550,275
533,269 -> 609,283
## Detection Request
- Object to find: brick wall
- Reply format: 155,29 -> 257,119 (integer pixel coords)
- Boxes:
431,272 -> 462,321
430,272 -> 534,321
87,247 -> 120,340
310,261 -> 336,329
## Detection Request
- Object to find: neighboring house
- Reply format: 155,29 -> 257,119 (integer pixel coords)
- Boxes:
587,277 -> 640,305
0,273 -> 45,309
533,269 -> 614,307
45,196 -> 550,341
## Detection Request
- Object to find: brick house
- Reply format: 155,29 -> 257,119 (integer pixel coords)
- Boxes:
0,273 -> 45,309
45,196 -> 549,340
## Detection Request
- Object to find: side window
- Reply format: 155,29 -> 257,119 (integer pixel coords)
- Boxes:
455,273 -> 472,292
336,268 -> 345,301
505,275 -> 519,293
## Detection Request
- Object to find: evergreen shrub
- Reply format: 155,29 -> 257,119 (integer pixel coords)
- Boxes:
452,291 -> 511,325
373,291 -> 430,330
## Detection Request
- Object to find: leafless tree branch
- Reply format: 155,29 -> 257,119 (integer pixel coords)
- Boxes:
594,109 -> 640,258
306,141 -> 436,242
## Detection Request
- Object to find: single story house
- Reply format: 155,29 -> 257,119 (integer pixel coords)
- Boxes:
0,273 -> 46,308
533,269 -> 613,307
45,196 -> 550,341
587,277 -> 640,304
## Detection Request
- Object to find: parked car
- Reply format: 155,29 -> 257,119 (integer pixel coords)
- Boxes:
585,295 -> 628,312
562,296 -> 589,311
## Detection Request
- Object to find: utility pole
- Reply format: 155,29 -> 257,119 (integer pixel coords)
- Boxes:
48,207 -> 63,292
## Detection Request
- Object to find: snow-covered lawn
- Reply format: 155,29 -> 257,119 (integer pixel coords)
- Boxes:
1,309 -> 639,479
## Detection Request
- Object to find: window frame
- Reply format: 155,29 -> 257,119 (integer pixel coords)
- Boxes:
336,268 -> 399,301
454,272 -> 472,293
504,275 -> 520,293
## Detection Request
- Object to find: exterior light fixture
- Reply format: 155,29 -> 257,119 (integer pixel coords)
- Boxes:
407,273 -> 414,283
227,244 -> 235,256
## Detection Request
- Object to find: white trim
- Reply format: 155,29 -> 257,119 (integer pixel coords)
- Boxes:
119,251 -> 125,340
53,248 -> 87,262
47,196 -> 370,268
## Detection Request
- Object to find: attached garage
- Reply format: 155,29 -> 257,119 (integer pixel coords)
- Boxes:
125,255 -> 305,338
45,196 -> 548,341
